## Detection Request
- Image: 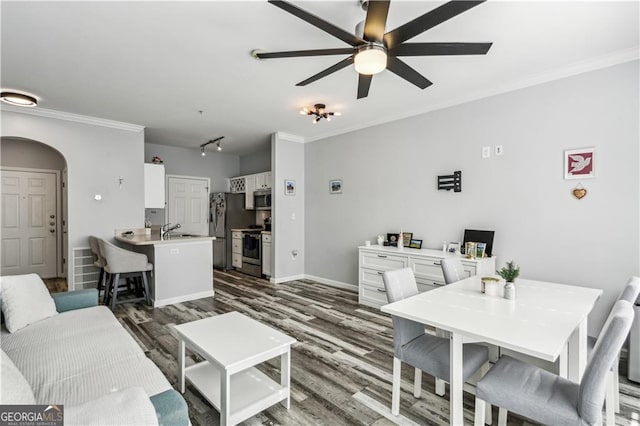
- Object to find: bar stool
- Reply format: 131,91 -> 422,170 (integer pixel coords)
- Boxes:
98,239 -> 153,311
88,236 -> 108,299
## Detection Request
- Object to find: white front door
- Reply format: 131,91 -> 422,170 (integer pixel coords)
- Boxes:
1,169 -> 58,277
167,176 -> 209,236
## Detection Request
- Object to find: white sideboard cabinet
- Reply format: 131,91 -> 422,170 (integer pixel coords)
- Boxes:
358,245 -> 496,308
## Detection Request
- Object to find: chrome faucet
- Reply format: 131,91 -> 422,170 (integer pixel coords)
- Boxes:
161,223 -> 181,239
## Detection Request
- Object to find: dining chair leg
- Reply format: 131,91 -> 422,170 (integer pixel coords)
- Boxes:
141,271 -> 152,306
435,378 -> 446,396
606,371 -> 616,426
392,357 -> 401,416
479,362 -> 493,425
497,408 -> 507,426
104,273 -> 112,306
613,356 -> 620,413
110,273 -> 120,311
413,368 -> 422,398
474,397 -> 485,426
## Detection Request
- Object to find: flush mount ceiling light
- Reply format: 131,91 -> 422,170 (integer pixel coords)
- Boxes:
354,44 -> 387,75
1,91 -> 38,107
300,103 -> 341,124
199,136 -> 225,156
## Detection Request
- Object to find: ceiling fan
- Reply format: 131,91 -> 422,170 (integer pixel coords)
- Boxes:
254,0 -> 492,99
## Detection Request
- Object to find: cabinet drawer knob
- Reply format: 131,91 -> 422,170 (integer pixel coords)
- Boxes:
376,288 -> 387,293
377,255 -> 387,258
433,262 -> 441,266
377,271 -> 383,275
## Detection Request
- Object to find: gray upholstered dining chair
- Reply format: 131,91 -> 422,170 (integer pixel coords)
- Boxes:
98,239 -> 153,311
441,257 -> 467,284
590,276 -> 640,424
88,236 -> 108,298
473,299 -> 635,426
382,268 -> 491,422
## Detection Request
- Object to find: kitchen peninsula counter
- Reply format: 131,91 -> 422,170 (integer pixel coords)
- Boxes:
115,229 -> 215,307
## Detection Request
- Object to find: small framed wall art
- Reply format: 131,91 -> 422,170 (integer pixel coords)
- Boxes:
402,232 -> 413,247
285,179 -> 296,196
564,147 -> 595,179
330,179 -> 342,194
387,233 -> 399,247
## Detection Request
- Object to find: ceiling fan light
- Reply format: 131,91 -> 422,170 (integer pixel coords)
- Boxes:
217,141 -> 222,151
1,91 -> 37,107
354,45 -> 387,75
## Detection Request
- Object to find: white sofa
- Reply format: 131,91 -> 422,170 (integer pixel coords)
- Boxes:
0,274 -> 188,425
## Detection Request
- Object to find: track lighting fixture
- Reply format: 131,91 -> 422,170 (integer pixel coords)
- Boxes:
200,136 -> 224,156
300,104 -> 341,124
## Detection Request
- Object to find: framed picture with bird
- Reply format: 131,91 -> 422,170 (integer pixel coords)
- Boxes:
564,147 -> 595,179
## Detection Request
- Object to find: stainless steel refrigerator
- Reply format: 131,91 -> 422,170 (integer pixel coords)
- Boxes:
210,192 -> 254,270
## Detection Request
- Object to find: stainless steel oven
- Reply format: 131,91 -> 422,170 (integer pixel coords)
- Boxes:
241,231 -> 262,277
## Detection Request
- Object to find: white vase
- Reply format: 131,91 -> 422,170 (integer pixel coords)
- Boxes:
504,282 -> 516,300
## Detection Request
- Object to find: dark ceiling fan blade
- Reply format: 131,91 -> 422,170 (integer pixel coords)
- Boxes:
357,74 -> 373,99
391,42 -> 492,56
384,1 -> 486,49
296,56 -> 354,86
256,48 -> 355,59
269,0 -> 363,47
363,0 -> 390,43
386,57 -> 432,89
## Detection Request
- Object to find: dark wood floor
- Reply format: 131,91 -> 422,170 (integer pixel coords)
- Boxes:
51,272 -> 640,425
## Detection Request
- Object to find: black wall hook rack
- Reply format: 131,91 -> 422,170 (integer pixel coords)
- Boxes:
438,171 -> 462,192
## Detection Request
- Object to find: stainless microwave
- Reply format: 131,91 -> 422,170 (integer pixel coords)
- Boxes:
254,189 -> 271,210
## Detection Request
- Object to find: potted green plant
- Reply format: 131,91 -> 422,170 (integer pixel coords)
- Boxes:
497,261 -> 520,300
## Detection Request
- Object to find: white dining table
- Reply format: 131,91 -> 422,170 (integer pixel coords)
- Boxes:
381,275 -> 602,425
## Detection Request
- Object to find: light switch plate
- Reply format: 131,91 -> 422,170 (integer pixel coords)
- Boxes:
482,146 -> 491,158
495,145 -> 504,156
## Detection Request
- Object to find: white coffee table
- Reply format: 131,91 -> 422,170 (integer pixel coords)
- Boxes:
175,311 -> 296,426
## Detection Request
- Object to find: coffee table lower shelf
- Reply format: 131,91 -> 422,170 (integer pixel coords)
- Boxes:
185,362 -> 288,425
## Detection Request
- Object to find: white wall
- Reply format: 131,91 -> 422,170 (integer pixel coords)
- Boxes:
1,137 -> 66,170
272,133 -> 305,282
239,146 -> 271,175
144,142 -> 240,225
1,109 -> 145,289
304,61 -> 639,335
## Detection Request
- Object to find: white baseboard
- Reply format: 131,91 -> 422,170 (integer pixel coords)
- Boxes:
153,290 -> 215,307
303,274 -> 358,292
272,274 -> 306,284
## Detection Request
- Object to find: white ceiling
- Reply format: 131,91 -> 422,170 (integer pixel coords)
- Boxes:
2,1 -> 638,156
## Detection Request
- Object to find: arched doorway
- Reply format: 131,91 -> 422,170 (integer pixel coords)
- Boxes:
1,137 -> 68,280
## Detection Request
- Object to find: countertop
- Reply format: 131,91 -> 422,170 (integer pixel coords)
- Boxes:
115,229 -> 215,246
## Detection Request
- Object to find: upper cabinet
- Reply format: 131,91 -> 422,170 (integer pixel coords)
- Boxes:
255,172 -> 272,190
144,164 -> 165,208
229,171 -> 271,193
244,175 -> 256,210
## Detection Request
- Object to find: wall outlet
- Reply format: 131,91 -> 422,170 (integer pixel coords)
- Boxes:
495,145 -> 504,156
291,250 -> 298,260
291,213 -> 296,220
482,146 -> 491,158
170,248 -> 179,255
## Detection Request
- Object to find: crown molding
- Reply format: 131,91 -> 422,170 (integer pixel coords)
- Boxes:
304,47 -> 639,143
275,131 -> 305,143
1,105 -> 145,133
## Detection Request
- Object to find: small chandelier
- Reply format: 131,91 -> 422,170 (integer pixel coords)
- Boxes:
300,103 -> 341,124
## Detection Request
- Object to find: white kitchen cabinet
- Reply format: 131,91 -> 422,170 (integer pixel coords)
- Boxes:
262,233 -> 272,278
244,175 -> 256,209
232,232 -> 242,268
358,246 -> 496,309
144,164 -> 165,208
255,172 -> 272,190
